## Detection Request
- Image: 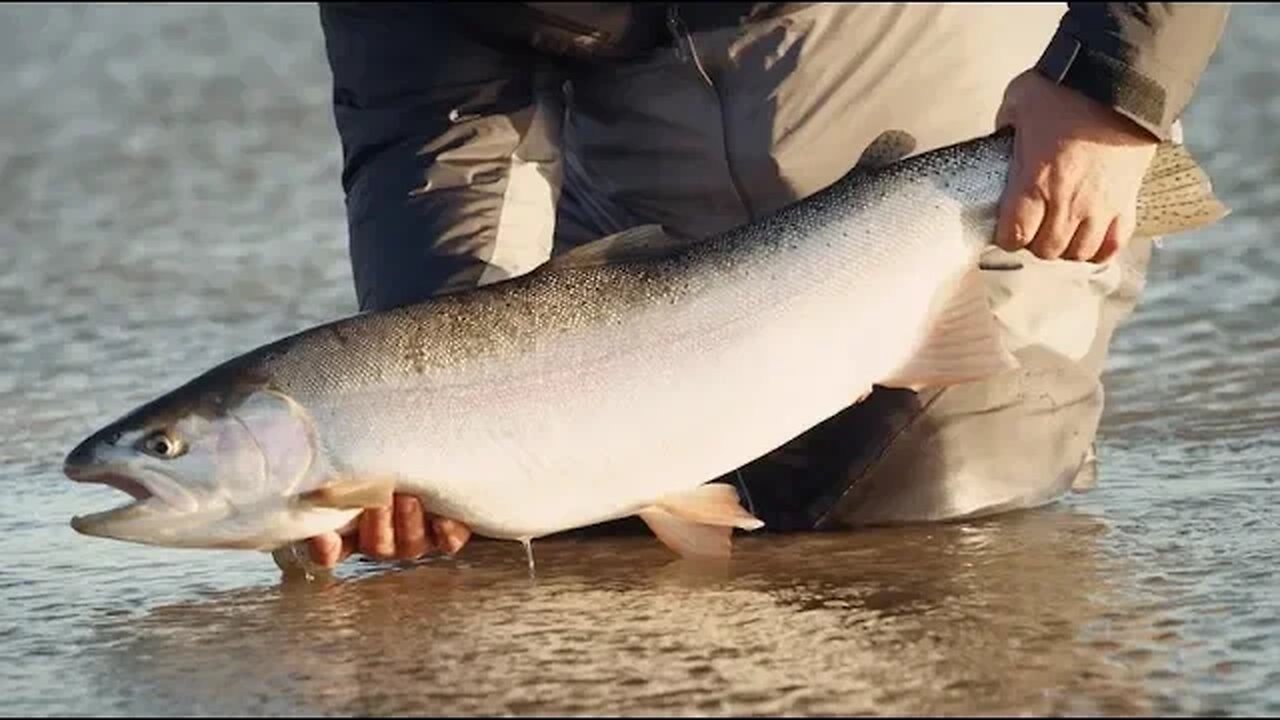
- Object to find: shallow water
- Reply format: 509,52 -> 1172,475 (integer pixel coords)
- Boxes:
1,4 -> 1277,717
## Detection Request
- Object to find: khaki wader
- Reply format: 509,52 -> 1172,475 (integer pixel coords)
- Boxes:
330,3 -> 1167,531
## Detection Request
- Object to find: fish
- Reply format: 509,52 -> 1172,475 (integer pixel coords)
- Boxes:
62,129 -> 1228,568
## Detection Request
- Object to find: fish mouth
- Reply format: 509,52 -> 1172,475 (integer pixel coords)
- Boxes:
65,463 -> 160,536
65,464 -> 154,501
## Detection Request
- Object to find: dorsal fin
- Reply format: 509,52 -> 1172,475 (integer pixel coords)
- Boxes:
545,224 -> 693,270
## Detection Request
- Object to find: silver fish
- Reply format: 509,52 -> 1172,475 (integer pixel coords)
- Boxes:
63,130 -> 1228,565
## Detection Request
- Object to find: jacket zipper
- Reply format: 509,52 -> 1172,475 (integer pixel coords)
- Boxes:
666,4 -> 756,221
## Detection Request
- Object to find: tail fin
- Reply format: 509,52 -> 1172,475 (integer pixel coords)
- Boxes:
1134,142 -> 1231,238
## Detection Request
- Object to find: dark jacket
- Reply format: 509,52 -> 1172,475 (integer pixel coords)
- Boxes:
318,3 -> 1229,312
1034,2 -> 1230,140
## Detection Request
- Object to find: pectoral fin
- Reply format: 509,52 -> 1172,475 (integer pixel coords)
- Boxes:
298,478 -> 396,510
879,267 -> 1019,392
638,483 -> 764,560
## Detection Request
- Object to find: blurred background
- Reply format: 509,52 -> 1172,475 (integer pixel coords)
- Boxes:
1,4 -> 1277,716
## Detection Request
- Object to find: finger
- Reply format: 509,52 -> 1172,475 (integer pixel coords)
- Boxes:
994,92 -> 1022,131
309,518 -> 362,568
1094,213 -> 1133,264
359,506 -> 397,559
432,517 -> 473,556
994,102 -> 1014,131
339,531 -> 358,564
394,495 -> 431,560
308,532 -> 343,568
1063,214 -> 1107,262
993,70 -> 1031,130
996,187 -> 1045,254
1028,192 -> 1077,261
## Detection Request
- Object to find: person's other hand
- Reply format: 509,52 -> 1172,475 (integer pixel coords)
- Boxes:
994,70 -> 1159,265
306,494 -> 473,568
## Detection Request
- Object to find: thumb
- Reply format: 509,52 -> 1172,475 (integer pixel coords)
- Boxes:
994,99 -> 1016,132
995,70 -> 1035,131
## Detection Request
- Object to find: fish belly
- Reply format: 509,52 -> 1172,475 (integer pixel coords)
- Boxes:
312,180 -> 980,540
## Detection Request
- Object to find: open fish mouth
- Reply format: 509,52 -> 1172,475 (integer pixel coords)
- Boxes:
65,464 -> 159,534
65,464 -> 153,500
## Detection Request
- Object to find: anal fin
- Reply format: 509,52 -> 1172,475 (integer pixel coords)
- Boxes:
880,267 -> 1019,392
638,483 -> 764,560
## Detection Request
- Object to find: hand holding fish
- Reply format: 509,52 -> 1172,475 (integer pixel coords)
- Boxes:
994,70 -> 1160,265
306,495 -> 472,568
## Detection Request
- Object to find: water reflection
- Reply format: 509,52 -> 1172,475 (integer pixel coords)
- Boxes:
79,508 -> 1184,716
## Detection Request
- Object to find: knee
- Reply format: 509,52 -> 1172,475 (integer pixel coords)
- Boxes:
813,347 -> 1105,529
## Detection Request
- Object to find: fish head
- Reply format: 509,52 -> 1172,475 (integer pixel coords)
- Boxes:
64,376 -> 359,551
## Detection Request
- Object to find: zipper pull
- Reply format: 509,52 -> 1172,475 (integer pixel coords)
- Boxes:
666,3 -> 715,86
667,4 -> 689,63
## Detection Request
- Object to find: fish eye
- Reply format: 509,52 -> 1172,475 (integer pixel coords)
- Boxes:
140,430 -> 186,460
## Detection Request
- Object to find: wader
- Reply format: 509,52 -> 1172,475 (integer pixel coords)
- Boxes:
318,2 -> 1222,531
